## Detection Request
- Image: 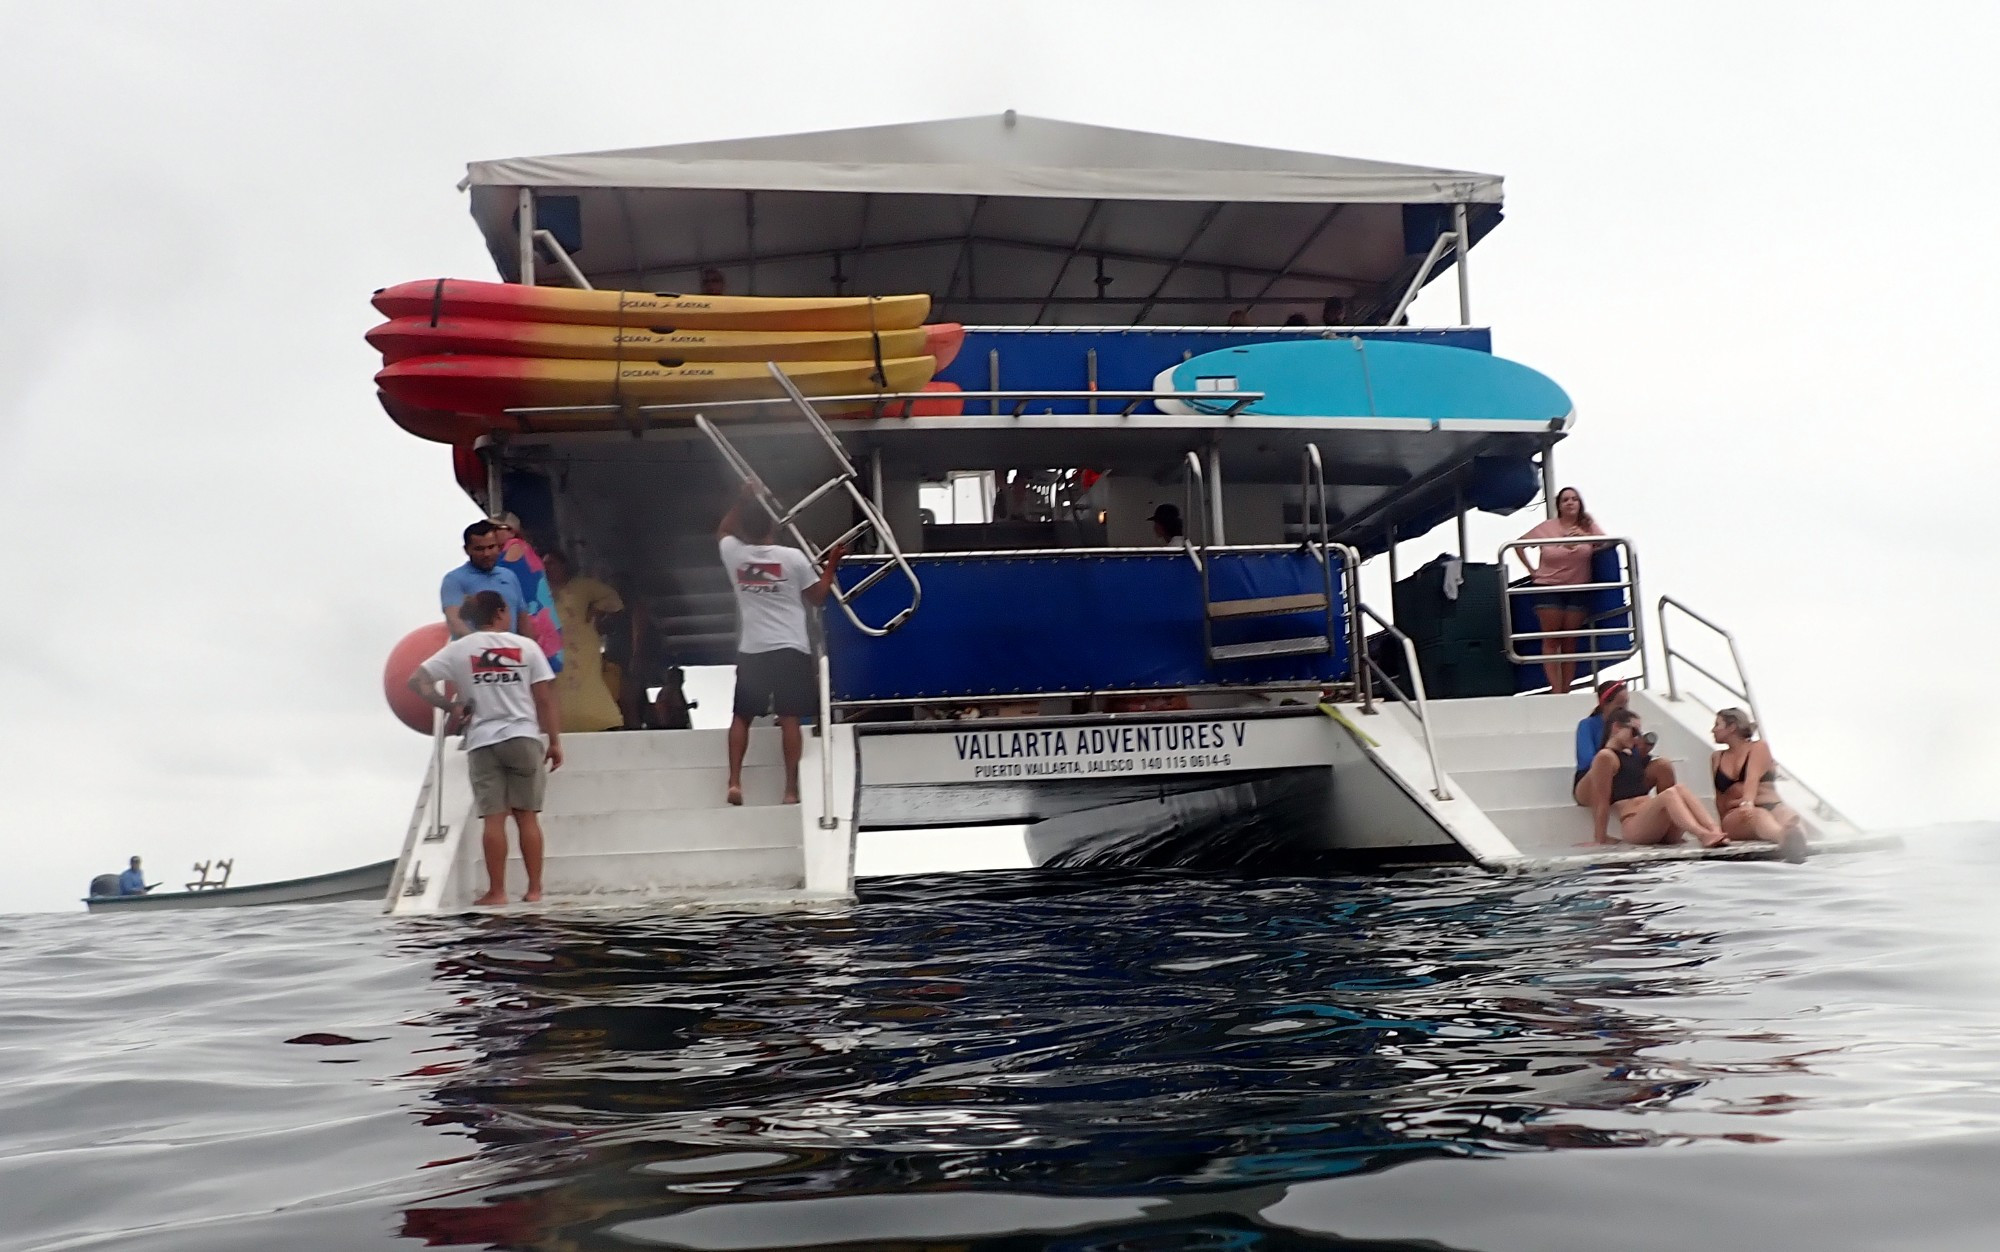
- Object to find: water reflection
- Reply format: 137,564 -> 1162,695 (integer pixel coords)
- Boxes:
390,867 -> 1762,1249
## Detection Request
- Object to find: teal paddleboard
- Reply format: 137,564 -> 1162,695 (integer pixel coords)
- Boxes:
1154,338 -> 1572,423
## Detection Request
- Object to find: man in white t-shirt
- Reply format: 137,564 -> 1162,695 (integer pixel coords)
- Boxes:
717,479 -> 843,806
406,589 -> 564,906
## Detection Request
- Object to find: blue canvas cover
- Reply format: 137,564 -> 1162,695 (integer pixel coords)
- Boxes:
829,550 -> 1348,702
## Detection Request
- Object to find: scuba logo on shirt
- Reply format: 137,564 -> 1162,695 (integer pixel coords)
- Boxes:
736,562 -> 785,594
470,646 -> 527,684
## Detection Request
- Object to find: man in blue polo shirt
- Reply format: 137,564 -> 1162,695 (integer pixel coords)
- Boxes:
117,856 -> 153,896
441,520 -> 526,638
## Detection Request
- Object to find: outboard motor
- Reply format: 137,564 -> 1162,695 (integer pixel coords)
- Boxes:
88,873 -> 120,898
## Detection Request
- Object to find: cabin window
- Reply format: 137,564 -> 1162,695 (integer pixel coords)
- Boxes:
917,471 -> 995,526
916,469 -> 1108,550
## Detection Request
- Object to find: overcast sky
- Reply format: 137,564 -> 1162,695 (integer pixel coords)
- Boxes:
3,2 -> 1993,912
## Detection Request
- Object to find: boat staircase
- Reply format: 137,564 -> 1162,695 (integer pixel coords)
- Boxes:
388,370 -> 917,916
386,722 -> 856,914
1319,585 -> 1877,867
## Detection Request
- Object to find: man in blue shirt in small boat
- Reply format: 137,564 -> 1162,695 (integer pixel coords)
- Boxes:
440,520 -> 526,639
117,857 -> 153,896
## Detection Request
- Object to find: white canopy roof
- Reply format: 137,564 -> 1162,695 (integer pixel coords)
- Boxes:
462,114 -> 1502,326
465,113 -> 1502,205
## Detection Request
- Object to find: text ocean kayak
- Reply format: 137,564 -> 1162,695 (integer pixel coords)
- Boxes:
372,279 -> 929,332
366,316 -> 962,368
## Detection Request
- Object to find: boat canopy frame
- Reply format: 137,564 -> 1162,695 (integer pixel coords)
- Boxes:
466,113 -> 1500,328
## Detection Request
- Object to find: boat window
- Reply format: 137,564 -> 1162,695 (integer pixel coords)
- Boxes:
918,468 -> 1108,550
917,471 -> 996,526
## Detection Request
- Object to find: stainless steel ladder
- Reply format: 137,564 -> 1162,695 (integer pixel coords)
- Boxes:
694,364 -> 922,637
1184,445 -> 1345,664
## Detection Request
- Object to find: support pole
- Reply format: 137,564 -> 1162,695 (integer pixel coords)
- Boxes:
869,448 -> 885,554
484,438 -> 505,518
1455,482 -> 1469,557
516,189 -> 536,287
1452,203 -> 1472,324
1206,442 -> 1226,544
1386,525 -> 1399,589
1542,433 -> 1558,519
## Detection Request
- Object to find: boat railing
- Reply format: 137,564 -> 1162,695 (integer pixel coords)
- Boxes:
829,539 -> 1355,710
184,860 -> 234,891
1657,595 -> 1853,825
1658,595 -> 1761,726
1181,449 -> 1209,573
813,637 -> 838,832
504,387 -> 1265,423
387,703 -> 451,904
1497,537 -> 1648,682
1353,600 -> 1452,801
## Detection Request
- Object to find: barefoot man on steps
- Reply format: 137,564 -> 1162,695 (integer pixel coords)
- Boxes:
407,589 -> 564,906
718,479 -> 842,806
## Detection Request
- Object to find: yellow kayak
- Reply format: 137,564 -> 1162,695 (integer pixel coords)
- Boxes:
372,278 -> 930,331
376,354 -> 938,417
366,315 -> 963,367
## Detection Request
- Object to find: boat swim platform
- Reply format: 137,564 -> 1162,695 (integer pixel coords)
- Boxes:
382,693 -> 1880,916
1328,687 -> 1885,870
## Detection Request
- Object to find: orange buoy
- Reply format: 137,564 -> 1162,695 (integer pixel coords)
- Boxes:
383,622 -> 451,734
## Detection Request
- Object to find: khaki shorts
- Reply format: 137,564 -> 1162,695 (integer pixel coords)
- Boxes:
468,736 -> 547,816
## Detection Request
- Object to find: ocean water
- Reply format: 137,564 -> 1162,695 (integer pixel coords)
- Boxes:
4,828 -> 1999,1251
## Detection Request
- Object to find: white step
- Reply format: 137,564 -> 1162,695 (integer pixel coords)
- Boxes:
1423,693 -> 1599,738
537,806 -> 802,856
1212,636 -> 1332,662
542,766 -> 789,816
1433,730 -> 1574,772
1448,764 -> 1580,809
1486,804 -> 1596,852
545,728 -> 789,772
485,847 -> 804,897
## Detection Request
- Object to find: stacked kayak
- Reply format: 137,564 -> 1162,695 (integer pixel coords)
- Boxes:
369,278 -> 965,442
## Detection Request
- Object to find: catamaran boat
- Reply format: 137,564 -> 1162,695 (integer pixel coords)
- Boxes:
382,114 -> 1873,915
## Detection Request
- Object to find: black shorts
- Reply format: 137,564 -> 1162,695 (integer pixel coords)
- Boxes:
733,648 -> 816,719
1534,591 -> 1590,613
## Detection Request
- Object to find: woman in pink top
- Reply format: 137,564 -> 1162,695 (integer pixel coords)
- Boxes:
1515,486 -> 1605,694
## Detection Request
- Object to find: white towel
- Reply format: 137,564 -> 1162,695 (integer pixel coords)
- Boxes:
1442,557 -> 1464,601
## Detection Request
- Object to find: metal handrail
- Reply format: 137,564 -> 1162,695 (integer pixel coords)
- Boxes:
1353,600 -> 1451,801
1498,536 -> 1648,680
1334,541 -> 1367,708
1181,450 -> 1209,573
503,388 -> 1265,421
693,364 -> 924,638
385,702 -> 450,908
814,640 -> 838,831
1296,444 -> 1351,672
1656,595 -> 1853,825
428,706 -> 447,843
1658,595 -> 1762,732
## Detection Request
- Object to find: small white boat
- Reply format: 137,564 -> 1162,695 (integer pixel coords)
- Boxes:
84,860 -> 396,913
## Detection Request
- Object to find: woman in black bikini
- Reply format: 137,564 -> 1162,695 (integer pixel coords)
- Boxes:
1710,707 -> 1807,859
1588,712 -> 1726,847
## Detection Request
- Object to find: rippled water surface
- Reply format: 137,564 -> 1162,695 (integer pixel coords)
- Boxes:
6,827 -> 2000,1251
